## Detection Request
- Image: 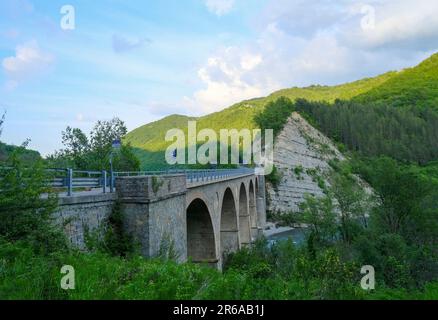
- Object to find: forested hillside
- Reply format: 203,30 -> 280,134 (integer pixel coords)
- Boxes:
354,53 -> 438,108
0,142 -> 41,165
0,114 -> 41,165
294,99 -> 438,164
124,70 -> 398,169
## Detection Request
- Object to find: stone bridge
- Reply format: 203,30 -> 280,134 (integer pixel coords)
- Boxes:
55,169 -> 266,269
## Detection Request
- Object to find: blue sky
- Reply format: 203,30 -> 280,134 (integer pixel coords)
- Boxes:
1,0 -> 438,155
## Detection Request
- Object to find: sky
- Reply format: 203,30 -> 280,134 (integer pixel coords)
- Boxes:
1,0 -> 438,156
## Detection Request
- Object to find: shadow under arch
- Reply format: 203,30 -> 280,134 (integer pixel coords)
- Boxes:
220,188 -> 239,257
186,198 -> 217,265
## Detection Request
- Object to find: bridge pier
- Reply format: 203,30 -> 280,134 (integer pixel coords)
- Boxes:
238,214 -> 251,247
256,175 -> 267,232
116,174 -> 188,261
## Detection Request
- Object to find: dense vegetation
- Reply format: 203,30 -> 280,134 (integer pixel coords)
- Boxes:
249,53 -> 438,298
354,53 -> 438,109
294,99 -> 438,164
0,141 -> 41,165
0,112 -> 41,165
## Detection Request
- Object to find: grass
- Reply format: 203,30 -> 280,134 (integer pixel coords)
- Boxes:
1,239 -> 437,300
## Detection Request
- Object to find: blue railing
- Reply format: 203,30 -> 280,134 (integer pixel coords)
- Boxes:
59,167 -> 254,195
114,167 -> 253,184
47,168 -> 111,196
1,166 -> 255,196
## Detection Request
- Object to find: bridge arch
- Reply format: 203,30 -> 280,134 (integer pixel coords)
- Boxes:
238,183 -> 251,245
220,188 -> 239,257
186,198 -> 217,265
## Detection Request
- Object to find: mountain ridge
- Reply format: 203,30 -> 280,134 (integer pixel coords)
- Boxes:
125,53 -> 438,170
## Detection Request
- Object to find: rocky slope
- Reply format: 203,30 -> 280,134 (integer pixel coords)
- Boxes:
267,112 -> 345,213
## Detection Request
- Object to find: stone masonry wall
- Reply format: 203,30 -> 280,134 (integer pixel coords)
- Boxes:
116,175 -> 188,260
53,193 -> 117,249
148,194 -> 187,261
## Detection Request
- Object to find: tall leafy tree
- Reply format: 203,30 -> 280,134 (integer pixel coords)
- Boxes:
0,118 -> 66,254
51,117 -> 140,171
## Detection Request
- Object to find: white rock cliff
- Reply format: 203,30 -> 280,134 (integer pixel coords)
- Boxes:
266,112 -> 346,213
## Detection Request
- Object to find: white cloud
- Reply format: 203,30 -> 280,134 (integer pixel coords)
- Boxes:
241,54 -> 262,71
189,47 -> 278,114
187,0 -> 438,114
258,0 -> 351,37
2,40 -> 54,86
344,0 -> 438,51
205,0 -> 235,16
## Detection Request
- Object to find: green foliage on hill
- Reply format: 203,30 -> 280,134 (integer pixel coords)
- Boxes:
294,99 -> 438,164
125,52 -> 438,170
0,142 -> 41,165
125,115 -> 196,170
354,53 -> 438,109
266,71 -> 397,104
0,113 -> 41,165
125,71 -> 397,169
254,97 -> 295,136
250,54 -> 438,294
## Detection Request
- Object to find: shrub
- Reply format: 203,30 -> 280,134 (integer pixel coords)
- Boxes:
266,165 -> 282,190
0,148 -> 66,254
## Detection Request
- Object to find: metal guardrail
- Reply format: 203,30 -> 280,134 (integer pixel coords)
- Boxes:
1,167 -> 255,196
114,167 -> 254,184
46,168 -> 111,196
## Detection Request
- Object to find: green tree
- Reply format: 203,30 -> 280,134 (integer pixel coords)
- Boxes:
60,126 -> 90,169
329,170 -> 372,244
298,194 -> 338,247
254,97 -> 295,137
88,118 -> 127,170
356,157 -> 431,236
112,144 -> 141,172
51,117 -> 140,172
0,121 -> 66,254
